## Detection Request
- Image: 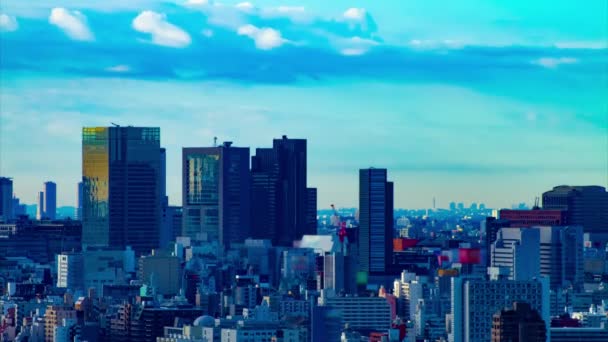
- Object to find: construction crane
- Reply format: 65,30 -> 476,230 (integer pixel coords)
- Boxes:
331,204 -> 348,249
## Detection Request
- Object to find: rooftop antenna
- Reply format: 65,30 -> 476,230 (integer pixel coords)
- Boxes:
532,196 -> 540,210
213,136 -> 218,147
111,122 -> 120,127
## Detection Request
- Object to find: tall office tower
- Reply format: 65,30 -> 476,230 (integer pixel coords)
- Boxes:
56,252 -> 84,290
491,228 -> 540,281
182,142 -> 250,247
450,270 -> 550,342
43,181 -> 57,220
306,187 -> 317,235
82,127 -> 162,255
0,177 -> 14,222
76,182 -> 83,220
533,225 -> 584,289
543,186 -> 608,242
491,302 -> 547,342
483,217 -> 511,267
37,191 -> 45,220
250,136 -> 309,246
358,168 -> 394,275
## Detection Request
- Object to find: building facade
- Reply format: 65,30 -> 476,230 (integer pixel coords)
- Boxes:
491,228 -> 540,281
0,177 -> 14,222
82,126 -> 162,255
358,168 -> 394,274
491,302 -> 546,342
43,181 -> 57,220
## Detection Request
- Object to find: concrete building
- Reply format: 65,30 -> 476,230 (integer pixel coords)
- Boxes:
534,226 -> 584,289
36,191 -> 44,220
43,181 -> 57,220
311,306 -> 342,342
0,177 -> 14,222
543,186 -> 608,243
491,228 -> 540,281
358,168 -> 394,275
44,306 -> 76,342
550,327 -> 608,341
491,302 -> 546,342
138,251 -> 181,297
322,295 -> 392,331
449,269 -> 550,342
83,247 -> 135,293
56,252 -> 84,290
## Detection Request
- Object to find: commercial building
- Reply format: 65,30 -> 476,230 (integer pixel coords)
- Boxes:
311,306 -> 342,342
36,191 -> 44,220
82,126 -> 163,255
250,136 -> 314,246
43,181 -> 57,220
76,182 -> 83,220
491,302 -> 546,342
550,327 -> 608,341
56,252 -> 84,290
182,142 -> 251,247
534,226 -> 584,289
491,228 -> 540,281
138,251 -> 181,297
358,168 -> 394,275
44,305 -> 76,342
542,186 -> 608,242
449,270 -> 550,342
499,209 -> 566,227
0,177 -> 14,222
322,295 -> 392,331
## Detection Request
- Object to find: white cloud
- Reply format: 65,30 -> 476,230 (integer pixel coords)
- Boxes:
132,11 -> 191,48
105,65 -> 131,73
185,0 -> 209,5
533,57 -> 578,68
237,24 -> 285,50
235,2 -> 254,12
0,14 -> 19,32
48,8 -> 94,41
343,8 -> 366,21
338,36 -> 378,56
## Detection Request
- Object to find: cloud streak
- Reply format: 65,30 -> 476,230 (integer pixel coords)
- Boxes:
0,13 -> 18,32
132,11 -> 191,48
49,7 -> 94,41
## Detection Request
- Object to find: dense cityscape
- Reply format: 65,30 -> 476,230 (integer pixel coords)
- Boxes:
0,126 -> 607,341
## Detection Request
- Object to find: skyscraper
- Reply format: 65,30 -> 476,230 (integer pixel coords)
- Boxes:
306,187 -> 317,235
76,182 -> 83,220
182,142 -> 250,247
542,186 -> 608,243
358,168 -> 394,275
491,228 -> 540,281
37,191 -> 44,220
250,136 -> 310,246
82,126 -> 162,255
43,181 -> 57,220
0,177 -> 14,222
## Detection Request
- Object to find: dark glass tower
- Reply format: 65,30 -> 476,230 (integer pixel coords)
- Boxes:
82,126 -> 162,255
306,187 -> 318,235
182,142 -> 250,247
0,177 -> 14,222
358,168 -> 394,275
250,136 -> 309,246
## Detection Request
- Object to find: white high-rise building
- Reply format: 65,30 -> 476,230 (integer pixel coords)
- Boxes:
36,191 -> 44,220
491,227 -> 540,280
56,252 -> 84,290
449,268 -> 550,342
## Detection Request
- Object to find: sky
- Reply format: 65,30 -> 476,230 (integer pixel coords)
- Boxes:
0,0 -> 607,209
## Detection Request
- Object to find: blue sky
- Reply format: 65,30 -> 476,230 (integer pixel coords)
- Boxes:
0,0 -> 606,209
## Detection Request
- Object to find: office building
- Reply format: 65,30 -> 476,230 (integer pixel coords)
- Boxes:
138,251 -> 181,297
306,187 -> 317,235
542,186 -> 608,242
450,270 -> 550,342
311,306 -> 342,342
43,181 -> 57,220
534,226 -> 584,289
83,246 -> 135,293
491,302 -> 546,342
322,295 -> 392,331
499,209 -> 566,227
182,142 -> 250,247
550,327 -> 608,341
323,252 -> 357,294
491,228 -> 540,281
44,306 -> 77,342
359,168 -> 394,274
483,217 -> 511,267
76,182 -> 83,220
82,126 -> 162,255
36,191 -> 44,220
250,136 -> 311,246
56,252 -> 84,290
0,177 -> 14,222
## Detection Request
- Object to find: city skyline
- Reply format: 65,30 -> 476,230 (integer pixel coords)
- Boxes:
1,0 -> 607,208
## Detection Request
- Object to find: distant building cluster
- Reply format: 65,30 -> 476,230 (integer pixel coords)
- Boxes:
1,126 -> 608,341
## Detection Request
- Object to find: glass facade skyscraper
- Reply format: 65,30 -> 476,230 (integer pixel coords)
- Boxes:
359,168 -> 394,275
82,126 -> 162,255
182,142 -> 250,247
